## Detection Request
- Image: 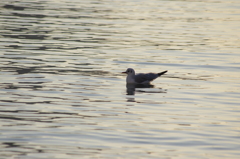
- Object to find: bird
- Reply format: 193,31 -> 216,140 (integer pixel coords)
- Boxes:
122,68 -> 167,84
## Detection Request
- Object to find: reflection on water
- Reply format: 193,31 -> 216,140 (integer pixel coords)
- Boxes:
126,83 -> 166,95
0,0 -> 240,158
126,84 -> 137,95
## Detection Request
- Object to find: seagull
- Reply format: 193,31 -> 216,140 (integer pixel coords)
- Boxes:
122,68 -> 167,84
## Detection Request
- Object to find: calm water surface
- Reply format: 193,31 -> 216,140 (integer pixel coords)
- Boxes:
0,0 -> 240,158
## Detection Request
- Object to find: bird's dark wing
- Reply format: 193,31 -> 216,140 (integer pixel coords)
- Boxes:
158,70 -> 168,76
135,73 -> 159,83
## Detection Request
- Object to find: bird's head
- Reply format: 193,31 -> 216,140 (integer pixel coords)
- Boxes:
122,68 -> 135,75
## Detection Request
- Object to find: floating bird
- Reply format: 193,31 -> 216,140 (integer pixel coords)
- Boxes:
122,68 -> 167,84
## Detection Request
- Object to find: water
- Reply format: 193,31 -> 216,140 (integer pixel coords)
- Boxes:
0,0 -> 240,158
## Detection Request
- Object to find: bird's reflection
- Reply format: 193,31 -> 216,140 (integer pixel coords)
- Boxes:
126,83 -> 154,95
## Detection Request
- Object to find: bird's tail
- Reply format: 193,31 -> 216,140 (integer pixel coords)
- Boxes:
158,70 -> 168,76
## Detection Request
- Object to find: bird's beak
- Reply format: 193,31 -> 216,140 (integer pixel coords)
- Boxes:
122,71 -> 127,74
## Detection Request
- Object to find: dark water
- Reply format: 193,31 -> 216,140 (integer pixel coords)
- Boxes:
0,0 -> 240,158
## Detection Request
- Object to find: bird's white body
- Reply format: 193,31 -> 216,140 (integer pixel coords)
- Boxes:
126,74 -> 137,84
